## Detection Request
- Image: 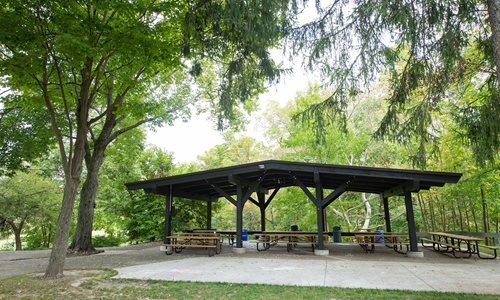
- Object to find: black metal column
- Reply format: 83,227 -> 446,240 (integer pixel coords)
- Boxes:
404,190 -> 418,252
206,200 -> 212,229
235,186 -> 245,248
382,196 -> 392,232
257,192 -> 266,232
163,192 -> 173,245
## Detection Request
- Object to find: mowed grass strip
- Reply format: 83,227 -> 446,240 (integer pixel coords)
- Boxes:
0,269 -> 496,300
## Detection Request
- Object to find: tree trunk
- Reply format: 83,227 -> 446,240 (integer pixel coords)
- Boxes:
470,200 -> 479,232
451,204 -> 458,231
6,220 -> 23,251
44,58 -> 91,278
487,0 -> 500,83
496,217 -> 499,234
439,200 -> 446,232
14,227 -> 22,251
361,193 -> 371,230
480,186 -> 489,245
428,196 -> 436,231
47,223 -> 52,248
456,200 -> 464,231
417,193 -> 428,231
69,146 -> 105,254
464,203 -> 472,232
44,176 -> 81,277
69,81 -> 122,254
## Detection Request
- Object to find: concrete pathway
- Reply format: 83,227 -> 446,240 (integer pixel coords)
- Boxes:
114,256 -> 500,295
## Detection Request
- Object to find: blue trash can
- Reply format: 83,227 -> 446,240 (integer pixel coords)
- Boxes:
333,226 -> 341,243
375,229 -> 384,244
242,228 -> 249,241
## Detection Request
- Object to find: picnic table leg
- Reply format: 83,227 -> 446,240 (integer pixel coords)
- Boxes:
173,238 -> 183,253
476,241 -> 498,259
216,239 -> 222,254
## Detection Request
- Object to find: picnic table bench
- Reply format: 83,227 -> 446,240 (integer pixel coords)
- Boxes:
353,232 -> 410,254
162,233 -> 223,256
422,232 -> 497,259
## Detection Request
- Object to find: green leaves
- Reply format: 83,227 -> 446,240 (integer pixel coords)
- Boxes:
287,0 -> 498,167
0,95 -> 54,175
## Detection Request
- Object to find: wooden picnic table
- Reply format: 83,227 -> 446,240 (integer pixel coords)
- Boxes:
253,232 -> 327,252
421,232 -> 493,259
163,233 -> 222,256
354,232 -> 410,254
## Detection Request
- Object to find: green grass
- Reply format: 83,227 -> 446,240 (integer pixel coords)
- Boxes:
0,269 -> 497,300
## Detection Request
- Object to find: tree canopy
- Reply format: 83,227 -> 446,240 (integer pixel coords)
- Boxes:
287,0 -> 500,167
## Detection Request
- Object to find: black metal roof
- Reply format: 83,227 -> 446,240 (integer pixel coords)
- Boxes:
125,160 -> 462,200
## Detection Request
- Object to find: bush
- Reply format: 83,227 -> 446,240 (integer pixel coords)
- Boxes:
92,234 -> 126,247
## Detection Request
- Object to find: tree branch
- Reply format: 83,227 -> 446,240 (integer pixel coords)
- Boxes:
106,117 -> 154,145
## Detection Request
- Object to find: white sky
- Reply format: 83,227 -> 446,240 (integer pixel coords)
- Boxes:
146,57 -> 311,163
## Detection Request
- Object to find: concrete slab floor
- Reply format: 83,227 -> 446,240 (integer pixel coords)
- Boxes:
114,255 -> 500,295
1,241 -> 498,295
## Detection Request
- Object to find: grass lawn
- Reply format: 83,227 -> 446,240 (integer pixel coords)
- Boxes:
0,269 -> 497,300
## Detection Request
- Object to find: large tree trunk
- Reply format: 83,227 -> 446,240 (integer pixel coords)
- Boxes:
487,0 -> 500,83
69,146 -> 105,254
44,58 -> 91,278
44,175 -> 81,277
69,84 -> 119,254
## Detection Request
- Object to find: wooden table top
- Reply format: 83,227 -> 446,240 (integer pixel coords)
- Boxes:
429,232 -> 483,241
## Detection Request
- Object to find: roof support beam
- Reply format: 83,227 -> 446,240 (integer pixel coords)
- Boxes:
294,176 -> 319,206
383,180 -> 420,197
264,187 -> 280,209
248,196 -> 260,207
207,181 -> 237,206
321,181 -> 350,208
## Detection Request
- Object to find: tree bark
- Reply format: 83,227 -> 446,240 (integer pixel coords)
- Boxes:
487,0 -> 500,83
14,227 -> 22,251
44,175 -> 82,277
69,144 -> 106,254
